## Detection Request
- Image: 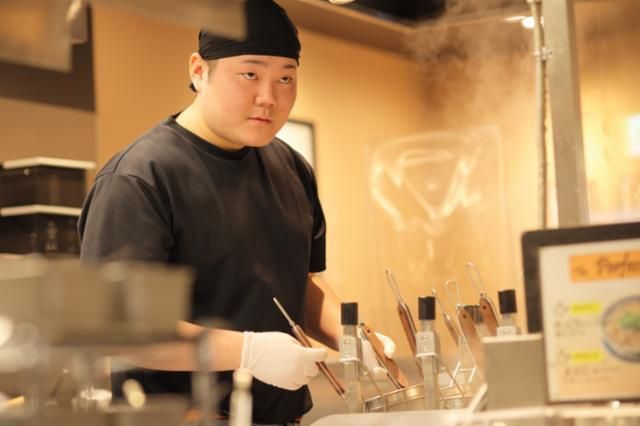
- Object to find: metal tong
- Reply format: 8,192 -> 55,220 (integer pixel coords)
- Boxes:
272,298 -> 347,402
465,262 -> 500,336
384,269 -> 423,377
445,280 -> 485,375
358,322 -> 409,389
431,288 -> 461,347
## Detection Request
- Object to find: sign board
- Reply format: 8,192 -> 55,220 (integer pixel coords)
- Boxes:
522,222 -> 640,402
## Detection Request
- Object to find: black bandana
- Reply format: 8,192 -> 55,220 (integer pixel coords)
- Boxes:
200,0 -> 300,62
190,0 -> 300,91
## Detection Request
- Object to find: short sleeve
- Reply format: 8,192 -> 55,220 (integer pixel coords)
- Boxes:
78,173 -> 174,262
308,171 -> 326,273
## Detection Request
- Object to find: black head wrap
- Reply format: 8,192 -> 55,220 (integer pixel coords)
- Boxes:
190,0 -> 300,91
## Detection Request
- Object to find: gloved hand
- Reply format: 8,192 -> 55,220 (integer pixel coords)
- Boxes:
240,331 -> 327,391
361,332 -> 396,380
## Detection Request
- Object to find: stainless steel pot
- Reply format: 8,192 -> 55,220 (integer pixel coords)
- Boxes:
364,383 -> 426,412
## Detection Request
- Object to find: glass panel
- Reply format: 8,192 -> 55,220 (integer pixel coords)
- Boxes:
365,13 -> 536,360
575,0 -> 640,223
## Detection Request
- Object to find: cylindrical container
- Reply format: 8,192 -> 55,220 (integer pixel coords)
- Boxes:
416,296 -> 439,410
339,302 -> 362,413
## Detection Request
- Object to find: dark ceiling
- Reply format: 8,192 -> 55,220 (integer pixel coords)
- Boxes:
284,0 -> 637,57
341,0 -> 446,24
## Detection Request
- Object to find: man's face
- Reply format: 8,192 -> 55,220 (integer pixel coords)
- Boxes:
196,55 -> 298,150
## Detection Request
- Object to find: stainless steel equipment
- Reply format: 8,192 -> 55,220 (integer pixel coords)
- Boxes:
0,257 -> 193,346
496,289 -> 520,336
363,383 -> 426,413
0,257 -> 197,425
310,404 -> 640,426
0,398 -> 188,426
340,302 -> 364,413
416,296 -> 440,409
483,333 -> 547,410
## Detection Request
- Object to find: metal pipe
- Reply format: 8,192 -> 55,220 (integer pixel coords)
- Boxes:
544,0 -> 590,226
194,331 -> 213,426
528,0 -> 549,229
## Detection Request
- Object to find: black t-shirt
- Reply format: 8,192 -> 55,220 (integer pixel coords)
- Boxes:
78,116 -> 326,424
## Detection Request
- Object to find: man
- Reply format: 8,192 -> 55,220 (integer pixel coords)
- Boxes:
79,1 -> 394,424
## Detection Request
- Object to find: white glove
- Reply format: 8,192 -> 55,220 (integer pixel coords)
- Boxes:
240,331 -> 327,391
362,332 -> 396,380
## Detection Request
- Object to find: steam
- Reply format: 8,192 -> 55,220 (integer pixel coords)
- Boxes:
366,1 -> 536,353
390,2 -> 535,132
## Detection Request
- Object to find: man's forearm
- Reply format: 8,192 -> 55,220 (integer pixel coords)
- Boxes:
304,274 -> 341,351
116,321 -> 244,371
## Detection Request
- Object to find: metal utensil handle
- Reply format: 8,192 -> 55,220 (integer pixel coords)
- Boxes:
444,314 -> 461,346
360,361 -> 385,399
273,298 -> 346,396
457,308 -> 485,376
360,323 -> 408,389
398,304 -> 418,355
385,269 -> 405,304
465,263 -> 501,335
292,325 -> 346,395
445,280 -> 464,308
383,271 -> 422,376
317,361 -> 346,395
292,325 -> 313,347
465,262 -> 487,296
478,297 -> 499,336
396,305 -> 424,378
432,288 -> 462,346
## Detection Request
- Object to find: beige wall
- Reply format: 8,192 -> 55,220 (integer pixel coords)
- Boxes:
91,4 -> 195,166
0,96 -> 95,162
578,6 -> 640,223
